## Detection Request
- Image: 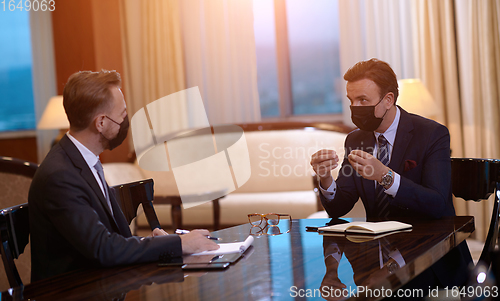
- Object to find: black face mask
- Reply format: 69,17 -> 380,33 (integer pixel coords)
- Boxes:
102,115 -> 129,150
350,96 -> 388,132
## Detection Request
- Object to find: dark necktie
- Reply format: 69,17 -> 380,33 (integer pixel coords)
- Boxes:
94,160 -> 114,215
376,135 -> 390,217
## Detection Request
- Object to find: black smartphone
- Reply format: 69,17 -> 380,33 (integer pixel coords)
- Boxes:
181,262 -> 230,270
158,261 -> 184,267
158,257 -> 184,267
305,226 -> 319,232
211,253 -> 242,263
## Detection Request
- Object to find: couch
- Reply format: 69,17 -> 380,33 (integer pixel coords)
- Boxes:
103,122 -> 351,230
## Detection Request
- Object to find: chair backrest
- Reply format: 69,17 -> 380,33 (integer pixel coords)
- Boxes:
110,178 -> 161,231
0,157 -> 37,290
0,156 -> 38,209
0,203 -> 29,288
451,158 -> 500,266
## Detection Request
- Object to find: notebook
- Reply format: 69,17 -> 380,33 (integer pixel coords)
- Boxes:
318,221 -> 412,235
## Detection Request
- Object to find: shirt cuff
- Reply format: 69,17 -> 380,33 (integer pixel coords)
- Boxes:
325,243 -> 342,263
320,179 -> 337,200
384,172 -> 400,197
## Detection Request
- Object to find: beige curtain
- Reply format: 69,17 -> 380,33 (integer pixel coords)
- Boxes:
453,0 -> 500,240
31,10 -> 58,163
411,0 -> 462,153
179,0 -> 261,125
119,0 -> 186,117
120,0 -> 261,132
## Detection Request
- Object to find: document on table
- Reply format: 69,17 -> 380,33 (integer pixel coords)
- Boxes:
192,236 -> 254,255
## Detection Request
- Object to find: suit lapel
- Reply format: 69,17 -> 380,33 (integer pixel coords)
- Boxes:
389,107 -> 414,174
59,135 -> 120,230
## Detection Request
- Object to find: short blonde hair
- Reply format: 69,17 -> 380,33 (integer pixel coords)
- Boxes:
344,58 -> 399,102
63,70 -> 121,131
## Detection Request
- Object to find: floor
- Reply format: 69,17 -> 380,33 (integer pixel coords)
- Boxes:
466,239 -> 484,264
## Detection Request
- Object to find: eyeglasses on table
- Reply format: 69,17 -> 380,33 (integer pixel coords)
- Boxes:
247,213 -> 292,236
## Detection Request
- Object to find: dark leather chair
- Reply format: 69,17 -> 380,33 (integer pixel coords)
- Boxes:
0,203 -> 29,289
451,158 -> 500,266
0,157 -> 37,290
110,178 -> 161,232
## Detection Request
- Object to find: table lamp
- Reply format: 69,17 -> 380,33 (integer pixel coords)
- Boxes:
37,96 -> 69,145
397,79 -> 441,120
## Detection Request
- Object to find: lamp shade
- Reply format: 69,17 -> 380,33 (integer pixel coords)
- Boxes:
397,79 -> 441,119
37,96 -> 69,130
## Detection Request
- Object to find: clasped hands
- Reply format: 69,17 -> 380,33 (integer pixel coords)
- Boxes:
310,149 -> 389,185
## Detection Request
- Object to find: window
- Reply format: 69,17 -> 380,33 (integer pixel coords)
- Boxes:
253,0 -> 342,119
0,9 -> 35,131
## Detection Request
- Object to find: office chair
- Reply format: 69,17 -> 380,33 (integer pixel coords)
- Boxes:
0,157 -> 37,290
451,158 -> 500,266
0,156 -> 38,208
0,203 -> 29,288
110,178 -> 161,232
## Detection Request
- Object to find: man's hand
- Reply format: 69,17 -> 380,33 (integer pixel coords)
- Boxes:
179,229 -> 220,255
311,149 -> 339,189
347,150 -> 388,182
150,228 -> 168,237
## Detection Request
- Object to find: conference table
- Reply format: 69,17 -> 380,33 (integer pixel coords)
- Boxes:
2,216 -> 474,301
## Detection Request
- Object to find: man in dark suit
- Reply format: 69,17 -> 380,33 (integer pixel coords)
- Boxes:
29,70 -> 218,281
310,59 -> 472,289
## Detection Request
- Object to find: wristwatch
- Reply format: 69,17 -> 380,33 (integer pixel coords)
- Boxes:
379,168 -> 394,189
385,258 -> 400,274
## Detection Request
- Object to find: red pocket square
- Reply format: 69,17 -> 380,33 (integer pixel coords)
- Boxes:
404,160 -> 417,172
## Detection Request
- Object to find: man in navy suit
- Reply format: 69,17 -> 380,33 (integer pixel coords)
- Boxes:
29,70 -> 218,281
311,59 -> 472,289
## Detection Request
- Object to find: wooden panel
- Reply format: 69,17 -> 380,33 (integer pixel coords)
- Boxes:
90,0 -> 130,163
91,0 -> 124,75
51,0 -> 96,95
51,0 -> 130,163
0,137 -> 37,163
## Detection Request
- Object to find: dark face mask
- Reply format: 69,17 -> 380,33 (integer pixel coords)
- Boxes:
102,115 -> 129,150
350,96 -> 388,132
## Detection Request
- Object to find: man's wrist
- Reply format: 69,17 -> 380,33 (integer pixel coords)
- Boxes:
378,168 -> 394,189
320,175 -> 333,190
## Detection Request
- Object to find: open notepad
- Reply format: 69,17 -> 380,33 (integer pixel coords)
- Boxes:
192,236 -> 254,255
318,221 -> 412,235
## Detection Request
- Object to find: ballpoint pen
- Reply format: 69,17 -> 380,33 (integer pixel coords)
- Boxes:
175,229 -> 220,241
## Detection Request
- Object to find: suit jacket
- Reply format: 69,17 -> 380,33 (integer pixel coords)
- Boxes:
320,107 -> 472,287
29,135 -> 182,281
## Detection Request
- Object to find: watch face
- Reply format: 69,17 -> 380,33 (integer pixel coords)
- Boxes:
387,261 -> 399,273
381,170 -> 393,187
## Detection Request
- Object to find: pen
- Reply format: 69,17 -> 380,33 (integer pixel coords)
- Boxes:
175,229 -> 220,241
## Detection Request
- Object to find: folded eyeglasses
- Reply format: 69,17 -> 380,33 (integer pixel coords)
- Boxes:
247,213 -> 292,236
